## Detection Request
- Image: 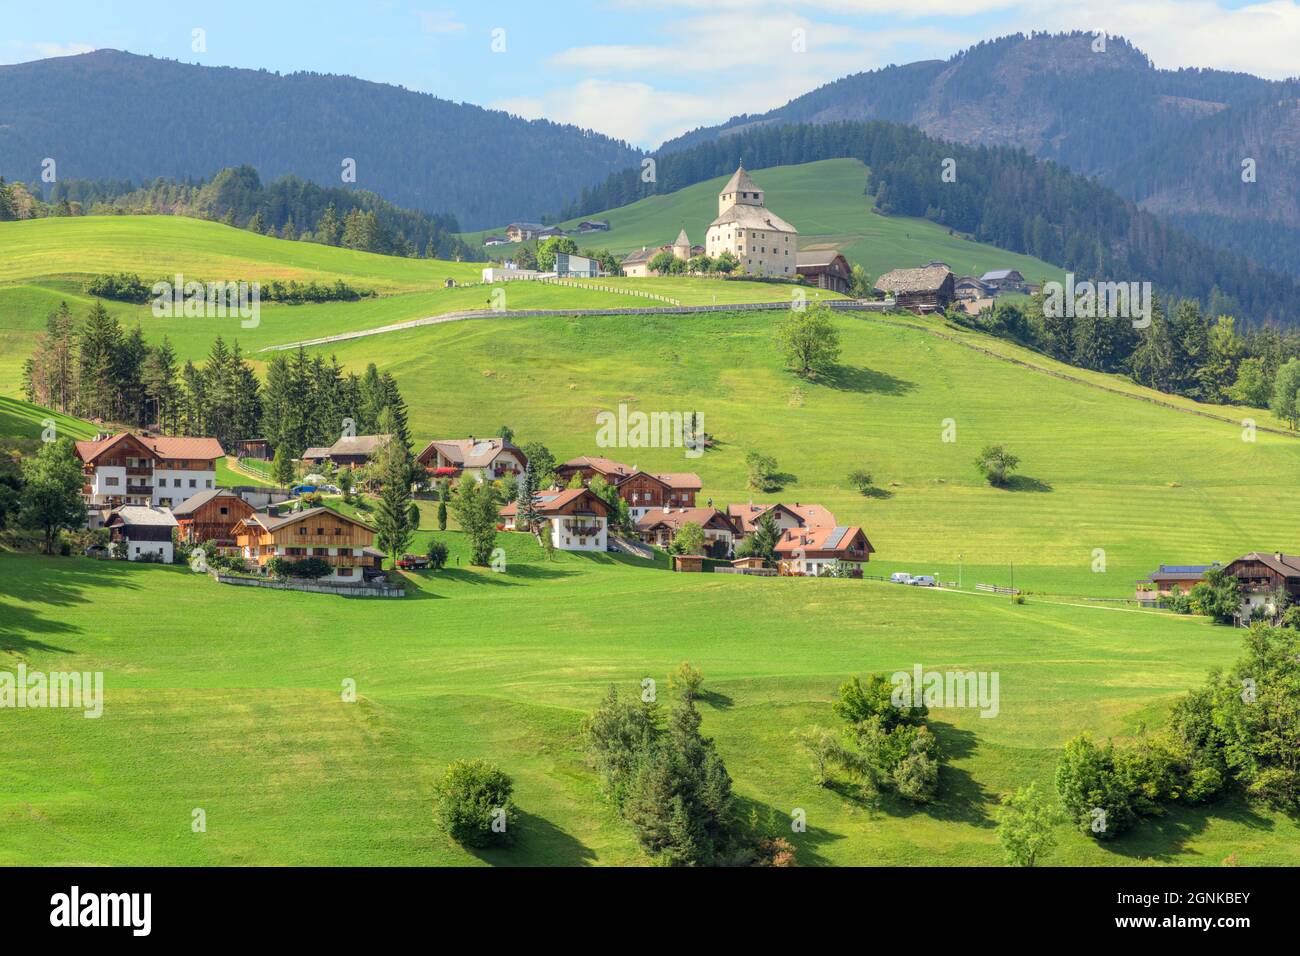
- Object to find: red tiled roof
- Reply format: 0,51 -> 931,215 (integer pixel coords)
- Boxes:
75,432 -> 224,462
775,525 -> 874,556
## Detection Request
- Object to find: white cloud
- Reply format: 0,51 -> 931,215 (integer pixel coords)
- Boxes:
417,9 -> 466,34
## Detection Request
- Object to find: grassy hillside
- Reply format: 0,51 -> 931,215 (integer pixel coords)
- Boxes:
303,308 -> 1300,599
5,542 -> 1295,867
0,218 -> 830,394
462,159 -> 1066,283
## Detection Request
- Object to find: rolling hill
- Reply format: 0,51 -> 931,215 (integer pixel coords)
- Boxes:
463,158 -> 1064,284
659,32 -> 1300,277
4,214 -> 1300,868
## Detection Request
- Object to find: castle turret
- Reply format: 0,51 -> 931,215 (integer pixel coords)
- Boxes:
673,227 -> 691,260
717,164 -> 764,217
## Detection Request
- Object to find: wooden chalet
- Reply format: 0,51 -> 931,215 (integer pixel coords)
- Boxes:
171,488 -> 256,545
104,506 -> 178,562
775,525 -> 874,577
1222,551 -> 1300,620
635,507 -> 738,557
1134,563 -> 1220,605
873,266 -> 955,313
555,456 -> 700,517
499,487 -> 611,551
232,506 -> 382,583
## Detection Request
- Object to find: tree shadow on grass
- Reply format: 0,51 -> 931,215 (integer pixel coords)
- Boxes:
1097,793 -> 1276,864
819,364 -> 916,396
0,602 -> 79,656
859,486 -> 895,500
999,475 -> 1053,493
468,807 -> 599,867
732,794 -> 846,867
697,688 -> 734,710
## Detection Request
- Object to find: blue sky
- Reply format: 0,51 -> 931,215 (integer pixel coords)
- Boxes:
5,1 -> 1298,147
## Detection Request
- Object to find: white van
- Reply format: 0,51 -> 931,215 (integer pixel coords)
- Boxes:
910,575 -> 936,587
890,572 -> 912,584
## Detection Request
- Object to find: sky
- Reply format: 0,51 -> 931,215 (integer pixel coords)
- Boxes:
4,0 -> 1299,148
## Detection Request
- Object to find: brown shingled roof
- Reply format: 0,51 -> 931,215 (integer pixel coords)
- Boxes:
873,265 -> 952,294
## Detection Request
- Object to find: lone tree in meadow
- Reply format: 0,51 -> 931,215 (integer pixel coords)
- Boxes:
775,304 -> 840,378
995,783 -> 1063,867
20,437 -> 86,554
975,444 -> 1020,487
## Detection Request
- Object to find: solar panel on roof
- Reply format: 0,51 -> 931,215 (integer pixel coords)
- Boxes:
823,526 -> 849,550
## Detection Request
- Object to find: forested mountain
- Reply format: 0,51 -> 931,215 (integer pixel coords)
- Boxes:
0,49 -> 641,229
2,166 -> 481,261
659,32 -> 1300,276
559,121 -> 1300,327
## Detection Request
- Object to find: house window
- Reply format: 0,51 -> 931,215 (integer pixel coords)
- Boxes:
298,526 -> 307,535
206,480 -> 213,488
316,528 -> 324,535
338,567 -> 353,577
219,506 -> 228,515
106,476 -> 119,486
334,528 -> 342,536
189,479 -> 196,488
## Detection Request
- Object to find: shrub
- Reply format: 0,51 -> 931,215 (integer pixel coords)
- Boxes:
434,759 -> 515,848
426,539 -> 449,570
975,444 -> 1020,487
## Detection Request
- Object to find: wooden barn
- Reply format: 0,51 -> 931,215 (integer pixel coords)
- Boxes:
172,488 -> 256,546
873,266 -> 955,313
796,250 -> 853,294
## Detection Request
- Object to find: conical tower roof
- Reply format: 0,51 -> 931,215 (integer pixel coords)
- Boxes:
720,164 -> 760,196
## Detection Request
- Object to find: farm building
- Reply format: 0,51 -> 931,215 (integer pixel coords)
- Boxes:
499,487 -> 610,552
953,276 -> 994,301
796,250 -> 852,294
980,269 -> 1026,293
1221,552 -> 1300,620
300,435 -> 392,468
726,502 -> 837,540
636,507 -> 739,557
104,506 -> 178,563
775,525 -> 874,576
76,432 -> 223,517
172,488 -> 256,546
417,436 -> 527,484
1134,563 -> 1221,605
232,506 -> 383,584
555,456 -> 700,519
576,220 -> 610,232
873,266 -> 955,313
505,222 -> 545,242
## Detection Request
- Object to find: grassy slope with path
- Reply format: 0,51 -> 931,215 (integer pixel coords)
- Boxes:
461,159 -> 1066,283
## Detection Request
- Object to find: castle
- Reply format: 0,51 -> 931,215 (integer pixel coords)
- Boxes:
705,165 -> 799,277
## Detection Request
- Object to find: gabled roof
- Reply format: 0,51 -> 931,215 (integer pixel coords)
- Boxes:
651,472 -> 702,491
635,507 -> 737,534
76,432 -> 224,463
775,525 -> 873,555
796,250 -> 848,268
980,269 -> 1024,281
1226,552 -> 1300,576
417,437 -> 526,469
500,487 -> 610,518
169,487 -> 248,517
727,502 -> 836,534
240,505 -> 372,534
560,456 -> 635,479
106,505 -> 178,528
328,434 -> 391,457
874,266 -> 952,294
622,246 -> 668,266
301,447 -> 332,460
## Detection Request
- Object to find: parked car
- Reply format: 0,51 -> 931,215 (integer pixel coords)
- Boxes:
290,484 -> 318,496
910,575 -> 937,587
890,572 -> 913,584
396,554 -> 430,570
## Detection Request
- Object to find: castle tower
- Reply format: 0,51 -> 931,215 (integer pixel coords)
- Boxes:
717,164 -> 764,217
673,227 -> 691,261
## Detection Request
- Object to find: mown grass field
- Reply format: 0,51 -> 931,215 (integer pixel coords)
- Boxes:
3,202 -> 1298,868
461,159 -> 1065,283
303,307 -> 1300,599
4,542 -> 1295,867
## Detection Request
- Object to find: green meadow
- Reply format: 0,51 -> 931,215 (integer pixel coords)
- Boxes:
462,158 -> 1065,283
3,541 -> 1295,867
2,201 -> 1298,867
